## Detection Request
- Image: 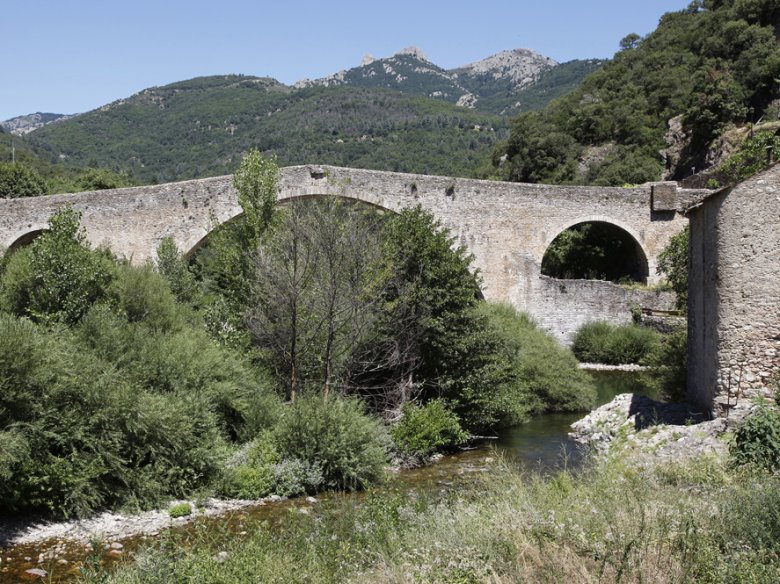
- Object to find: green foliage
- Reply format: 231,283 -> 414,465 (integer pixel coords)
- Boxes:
222,432 -> 324,498
0,207 -> 114,324
542,222 -> 646,282
272,395 -> 390,491
573,321 -> 662,365
732,402 -> 780,471
0,312 -> 228,517
168,502 -> 192,518
155,237 -> 199,304
657,226 -> 689,311
195,151 -> 280,338
480,303 -> 597,415
0,162 -> 47,198
391,400 -> 468,458
719,130 -> 780,184
494,1 -> 780,184
641,329 -> 689,402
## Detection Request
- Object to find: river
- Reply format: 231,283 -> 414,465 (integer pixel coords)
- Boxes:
0,370 -> 648,582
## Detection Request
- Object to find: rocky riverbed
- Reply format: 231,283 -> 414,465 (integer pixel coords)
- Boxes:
569,392 -> 757,465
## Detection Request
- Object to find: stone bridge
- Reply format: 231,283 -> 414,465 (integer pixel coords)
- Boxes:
0,165 -> 702,343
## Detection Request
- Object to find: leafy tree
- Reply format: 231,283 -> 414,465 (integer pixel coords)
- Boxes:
155,236 -> 199,304
195,149 -> 279,344
247,199 -> 387,399
0,206 -> 114,324
0,163 -> 47,198
657,226 -> 689,311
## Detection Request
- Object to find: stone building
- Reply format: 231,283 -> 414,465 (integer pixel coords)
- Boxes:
686,163 -> 780,416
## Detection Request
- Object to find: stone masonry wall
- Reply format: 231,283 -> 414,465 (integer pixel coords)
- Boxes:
687,164 -> 780,416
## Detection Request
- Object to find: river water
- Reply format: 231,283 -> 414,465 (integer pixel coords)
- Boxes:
0,371 -> 647,582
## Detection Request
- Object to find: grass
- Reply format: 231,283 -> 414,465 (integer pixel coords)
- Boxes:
80,453 -> 780,583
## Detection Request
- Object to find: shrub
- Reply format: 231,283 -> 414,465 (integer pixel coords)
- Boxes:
273,396 -> 390,491
0,207 -> 114,324
572,321 -> 660,365
641,329 -> 688,402
480,303 -> 596,416
391,400 -> 468,458
0,314 -> 229,517
223,432 -> 324,498
168,502 -> 192,518
732,402 -> 780,471
0,163 -> 47,198
108,263 -> 181,332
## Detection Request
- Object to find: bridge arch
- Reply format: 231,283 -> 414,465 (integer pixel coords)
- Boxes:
181,192 -> 395,260
540,216 -> 650,283
4,228 -> 47,256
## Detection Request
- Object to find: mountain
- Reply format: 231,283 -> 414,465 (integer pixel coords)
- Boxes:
491,1 -> 780,186
18,47 -> 600,183
1,112 -> 74,135
296,46 -> 603,115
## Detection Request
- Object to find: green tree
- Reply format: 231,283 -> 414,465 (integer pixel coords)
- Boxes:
657,226 -> 689,311
155,236 -> 198,304
0,207 -> 114,324
196,150 -> 280,344
0,163 -> 47,198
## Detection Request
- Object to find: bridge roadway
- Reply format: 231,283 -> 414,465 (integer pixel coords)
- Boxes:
0,165 -> 703,343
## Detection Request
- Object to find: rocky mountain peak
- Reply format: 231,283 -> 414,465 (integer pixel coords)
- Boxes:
394,46 -> 430,62
455,48 -> 557,89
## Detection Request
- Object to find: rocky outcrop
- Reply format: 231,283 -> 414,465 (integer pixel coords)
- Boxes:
570,393 -> 737,464
1,112 -> 75,136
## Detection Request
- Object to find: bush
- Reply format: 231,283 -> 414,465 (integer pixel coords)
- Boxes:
641,329 -> 688,402
391,400 -> 468,458
572,321 -> 661,365
732,403 -> 780,471
0,313 -> 229,517
273,396 -> 390,491
0,163 -> 47,198
480,303 -> 596,416
0,207 -> 114,324
168,502 -> 192,518
222,432 -> 323,499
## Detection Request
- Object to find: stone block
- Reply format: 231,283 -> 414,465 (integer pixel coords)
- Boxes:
651,182 -> 678,211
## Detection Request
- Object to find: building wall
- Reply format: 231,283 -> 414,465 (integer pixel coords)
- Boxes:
687,164 -> 780,415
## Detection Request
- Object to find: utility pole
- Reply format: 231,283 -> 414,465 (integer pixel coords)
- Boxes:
11,136 -> 15,164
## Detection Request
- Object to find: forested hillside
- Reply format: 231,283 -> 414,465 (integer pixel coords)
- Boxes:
491,0 -> 780,186
16,49 -> 600,184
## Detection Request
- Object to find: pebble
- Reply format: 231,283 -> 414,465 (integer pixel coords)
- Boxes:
214,551 -> 229,564
24,568 -> 47,579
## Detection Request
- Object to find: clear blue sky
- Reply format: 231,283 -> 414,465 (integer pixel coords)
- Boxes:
2,0 -> 690,121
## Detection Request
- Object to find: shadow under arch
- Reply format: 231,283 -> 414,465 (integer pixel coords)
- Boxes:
4,229 -> 47,256
541,219 -> 650,283
182,193 -> 396,260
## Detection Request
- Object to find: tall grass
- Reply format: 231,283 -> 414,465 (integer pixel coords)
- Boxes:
83,455 -> 780,583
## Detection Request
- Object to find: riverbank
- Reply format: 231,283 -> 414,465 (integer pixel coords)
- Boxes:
73,450 -> 780,583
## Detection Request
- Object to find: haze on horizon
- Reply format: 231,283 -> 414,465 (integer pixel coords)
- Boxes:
3,0 -> 690,121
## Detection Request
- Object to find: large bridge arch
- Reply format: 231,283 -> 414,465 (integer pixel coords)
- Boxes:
181,192 -> 396,259
0,165 -> 706,343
